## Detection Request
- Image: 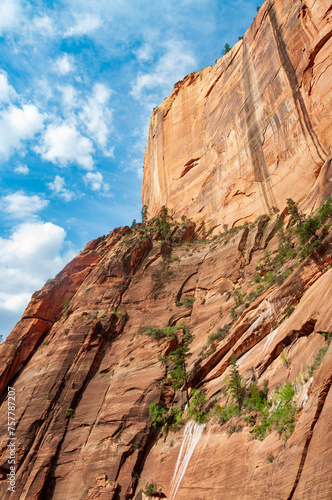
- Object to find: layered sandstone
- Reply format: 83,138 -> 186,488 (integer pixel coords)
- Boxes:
0,0 -> 331,498
0,209 -> 331,499
143,0 -> 332,228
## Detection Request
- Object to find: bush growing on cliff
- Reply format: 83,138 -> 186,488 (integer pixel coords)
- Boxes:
252,381 -> 298,440
187,390 -> 208,423
308,333 -> 332,377
143,480 -> 164,497
149,402 -> 183,438
207,324 -> 230,345
162,345 -> 191,392
176,294 -> 195,309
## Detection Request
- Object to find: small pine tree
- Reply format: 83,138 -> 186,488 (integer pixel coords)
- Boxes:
286,198 -> 304,225
228,352 -> 246,410
224,43 -> 231,54
141,205 -> 148,225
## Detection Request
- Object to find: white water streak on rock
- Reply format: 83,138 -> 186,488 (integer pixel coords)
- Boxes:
169,421 -> 205,500
263,326 -> 280,352
300,376 -> 314,407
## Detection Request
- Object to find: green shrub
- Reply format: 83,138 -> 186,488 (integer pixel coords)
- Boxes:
177,295 -> 195,309
227,424 -> 242,437
266,452 -> 275,463
308,333 -> 331,377
281,352 -> 291,368
213,403 -> 240,423
270,382 -> 298,439
207,325 -> 230,344
163,345 -> 190,390
253,382 -> 298,440
187,390 -> 208,423
140,325 -> 178,340
66,408 -> 74,419
149,402 -> 183,438
143,480 -> 164,497
295,216 -> 320,245
245,381 -> 268,411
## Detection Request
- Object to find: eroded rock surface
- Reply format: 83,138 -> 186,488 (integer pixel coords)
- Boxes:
0,210 -> 330,499
0,0 -> 331,498
143,0 -> 332,228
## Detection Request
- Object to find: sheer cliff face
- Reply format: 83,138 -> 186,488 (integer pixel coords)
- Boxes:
0,216 -> 331,500
143,0 -> 332,228
0,1 -> 332,499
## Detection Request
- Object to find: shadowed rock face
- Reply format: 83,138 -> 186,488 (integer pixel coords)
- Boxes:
143,0 -> 332,228
0,1 -> 332,498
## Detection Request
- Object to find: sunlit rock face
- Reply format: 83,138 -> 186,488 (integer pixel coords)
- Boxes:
143,0 -> 332,229
0,0 -> 332,499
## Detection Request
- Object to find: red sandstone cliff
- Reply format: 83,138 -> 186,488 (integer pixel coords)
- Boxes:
0,0 -> 332,499
143,0 -> 332,228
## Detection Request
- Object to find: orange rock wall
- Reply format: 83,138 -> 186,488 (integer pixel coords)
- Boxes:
0,217 -> 331,499
143,0 -> 332,228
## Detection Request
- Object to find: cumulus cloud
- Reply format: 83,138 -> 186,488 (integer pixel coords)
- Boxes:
0,191 -> 48,219
131,39 -> 197,104
84,171 -> 110,193
48,175 -> 76,202
0,104 -> 45,158
79,83 -> 113,150
37,123 -> 94,170
53,54 -> 75,75
0,71 -> 16,104
0,0 -> 22,34
64,13 -> 102,37
0,221 -> 75,313
14,164 -> 29,174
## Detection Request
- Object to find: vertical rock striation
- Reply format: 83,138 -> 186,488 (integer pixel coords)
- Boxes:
143,0 -> 332,228
0,0 -> 331,498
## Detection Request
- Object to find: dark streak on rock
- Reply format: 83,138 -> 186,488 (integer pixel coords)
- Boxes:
267,0 -> 327,161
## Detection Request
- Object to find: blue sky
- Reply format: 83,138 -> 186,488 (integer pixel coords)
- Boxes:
0,0 -> 259,338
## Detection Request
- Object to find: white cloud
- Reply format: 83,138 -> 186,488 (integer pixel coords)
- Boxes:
0,104 -> 45,158
59,84 -> 77,108
53,54 -> 75,75
0,71 -> 16,104
64,13 -> 102,37
84,171 -> 110,193
0,221 -> 75,313
0,191 -> 48,219
14,164 -> 29,174
37,123 -> 94,170
79,83 -> 113,150
48,175 -> 76,202
135,44 -> 154,62
0,0 -> 22,34
32,15 -> 55,36
131,39 -> 197,104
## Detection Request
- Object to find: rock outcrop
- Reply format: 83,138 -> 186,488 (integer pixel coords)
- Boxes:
143,0 -> 332,229
0,0 -> 332,499
0,206 -> 331,499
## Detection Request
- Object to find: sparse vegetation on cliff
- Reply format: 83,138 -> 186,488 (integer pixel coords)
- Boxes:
143,480 -> 164,497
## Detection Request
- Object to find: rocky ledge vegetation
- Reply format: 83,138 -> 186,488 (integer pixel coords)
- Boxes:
0,197 -> 331,499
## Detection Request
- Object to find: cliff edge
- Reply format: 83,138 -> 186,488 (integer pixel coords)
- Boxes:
143,0 -> 332,228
